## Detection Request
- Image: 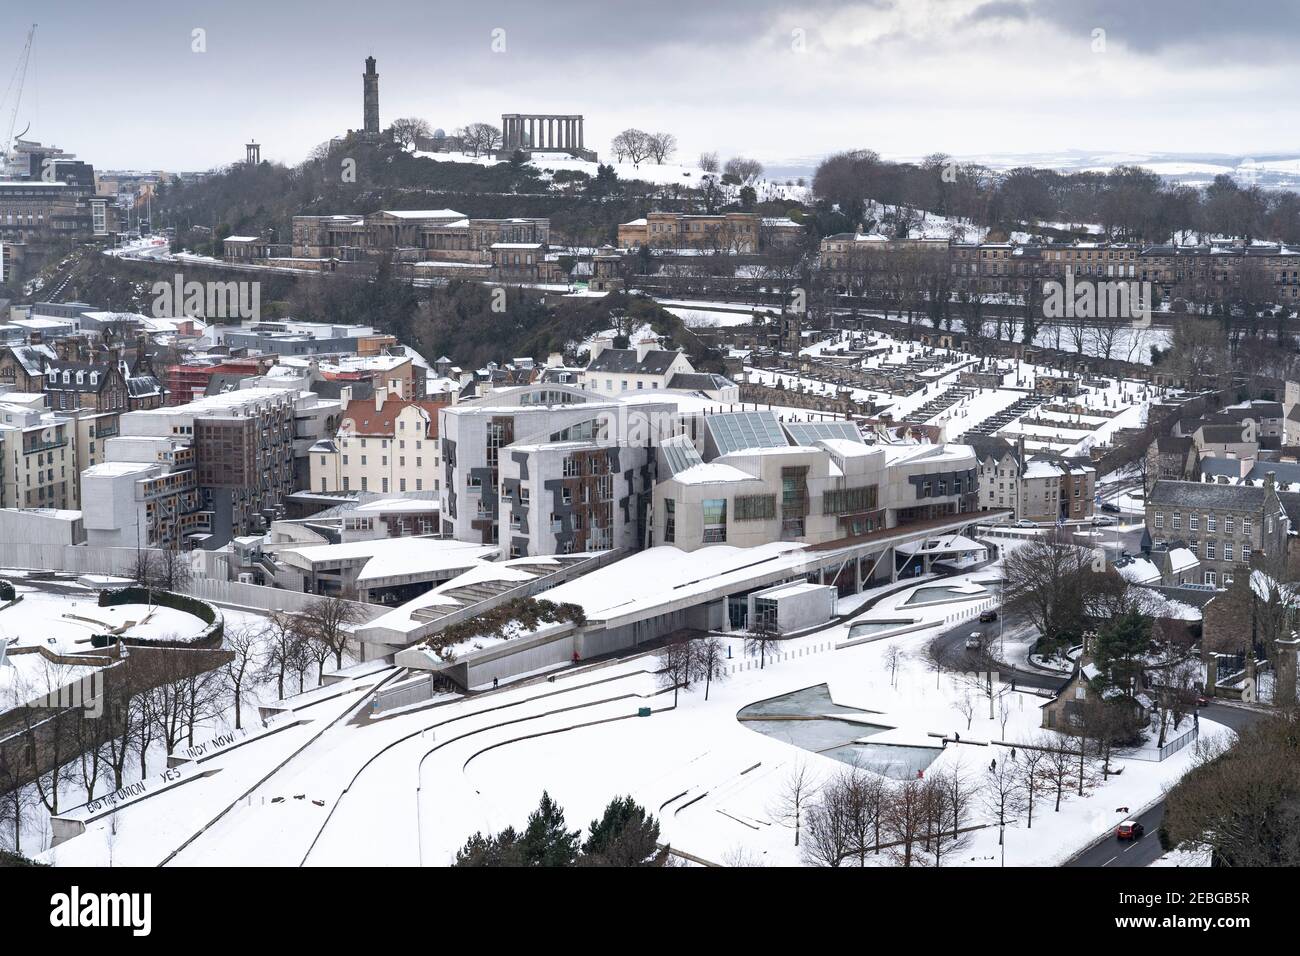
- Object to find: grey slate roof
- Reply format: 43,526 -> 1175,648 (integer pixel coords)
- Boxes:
667,372 -> 734,391
964,434 -> 1017,465
45,361 -> 116,393
1148,479 -> 1272,512
586,348 -> 679,375
1197,423 -> 1250,444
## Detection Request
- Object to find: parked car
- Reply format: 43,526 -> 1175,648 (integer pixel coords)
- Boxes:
1100,502 -> 1120,513
965,633 -> 983,650
1093,515 -> 1117,526
1015,520 -> 1037,528
1196,694 -> 1210,707
979,610 -> 998,623
1116,820 -> 1145,840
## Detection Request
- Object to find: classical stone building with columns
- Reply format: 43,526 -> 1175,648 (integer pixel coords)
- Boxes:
498,113 -> 596,162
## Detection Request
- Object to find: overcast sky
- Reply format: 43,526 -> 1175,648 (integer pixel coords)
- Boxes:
2,0 -> 1296,172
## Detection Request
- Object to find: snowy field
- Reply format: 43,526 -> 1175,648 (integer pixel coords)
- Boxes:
36,570 -> 1224,868
0,588 -> 210,654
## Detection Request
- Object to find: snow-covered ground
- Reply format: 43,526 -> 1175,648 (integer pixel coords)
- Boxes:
748,330 -> 1163,453
413,150 -> 809,202
0,589 -> 209,654
36,569 -> 1223,868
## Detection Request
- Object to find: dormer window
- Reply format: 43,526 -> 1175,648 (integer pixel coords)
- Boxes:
62,371 -> 70,384
90,372 -> 98,385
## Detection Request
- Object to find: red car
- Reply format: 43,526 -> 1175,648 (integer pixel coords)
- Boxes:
1116,820 -> 1144,840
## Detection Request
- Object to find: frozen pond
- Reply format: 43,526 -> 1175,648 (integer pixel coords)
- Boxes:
900,583 -> 988,607
820,743 -> 941,780
847,618 -> 914,636
738,684 -> 941,780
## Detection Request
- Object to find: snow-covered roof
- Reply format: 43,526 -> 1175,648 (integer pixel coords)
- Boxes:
1117,558 -> 1161,585
669,462 -> 761,485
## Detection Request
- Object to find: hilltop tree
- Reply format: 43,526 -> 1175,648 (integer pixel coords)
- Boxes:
389,117 -> 432,151
724,156 -> 764,184
647,131 -> 677,165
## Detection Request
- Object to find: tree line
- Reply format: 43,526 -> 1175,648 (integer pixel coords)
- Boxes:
812,149 -> 1300,245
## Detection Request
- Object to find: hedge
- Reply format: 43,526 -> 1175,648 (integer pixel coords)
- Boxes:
0,579 -> 14,602
96,587 -> 224,646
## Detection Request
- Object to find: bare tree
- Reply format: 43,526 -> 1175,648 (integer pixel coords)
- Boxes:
1041,731 -> 1079,812
980,756 -> 1026,849
697,151 -> 719,173
610,129 -> 653,164
224,624 -> 263,730
104,688 -> 149,790
1017,743 -> 1049,829
882,777 -> 929,867
389,116 -> 432,151
956,693 -> 975,731
0,753 -> 35,854
691,635 -> 728,701
657,638 -> 694,707
744,617 -> 780,670
724,156 -> 764,184
157,545 -> 193,592
179,666 -> 227,749
259,611 -> 300,700
803,769 -> 855,867
294,594 -> 363,675
922,639 -> 945,688
884,645 -> 905,688
927,768 -> 974,867
647,131 -> 677,165
458,122 -> 503,158
773,758 -> 818,847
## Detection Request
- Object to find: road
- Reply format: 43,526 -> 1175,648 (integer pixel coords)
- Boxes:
1064,702 -> 1265,868
929,605 -> 1269,869
928,614 -> 1067,693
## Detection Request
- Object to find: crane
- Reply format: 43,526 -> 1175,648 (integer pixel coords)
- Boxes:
1,24 -> 37,169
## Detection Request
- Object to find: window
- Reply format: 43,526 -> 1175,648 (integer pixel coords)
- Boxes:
1204,571 -> 1217,587
822,485 -> 878,516
1243,545 -> 1252,563
1189,514 -> 1199,531
1172,513 -> 1181,530
1206,540 -> 1216,560
1207,514 -> 1216,532
735,494 -> 776,521
1224,544 -> 1234,562
1225,515 -> 1235,534
1154,512 -> 1164,530
663,498 -> 675,543
702,498 -> 727,543
1243,517 -> 1252,534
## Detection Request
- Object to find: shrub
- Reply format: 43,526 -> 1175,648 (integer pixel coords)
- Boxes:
427,598 -> 586,653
